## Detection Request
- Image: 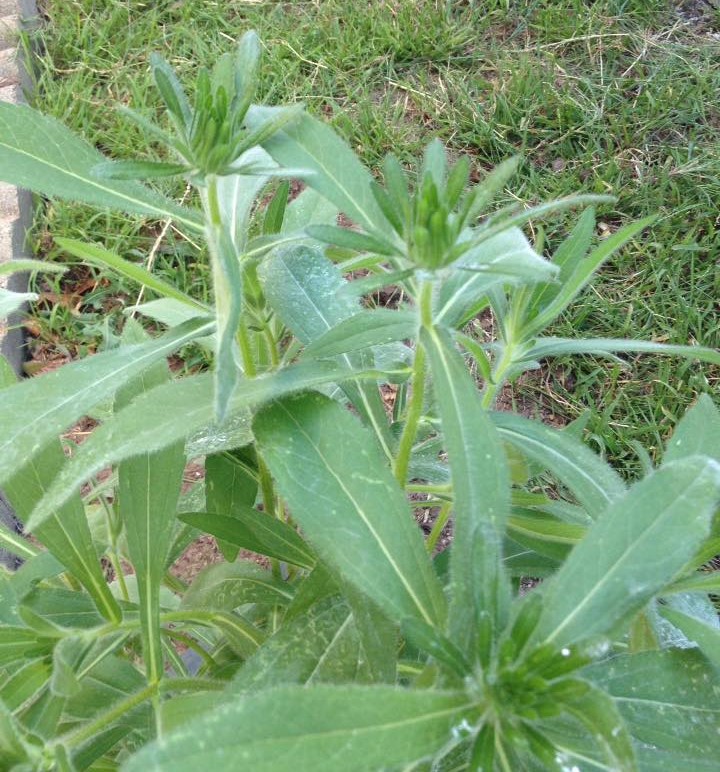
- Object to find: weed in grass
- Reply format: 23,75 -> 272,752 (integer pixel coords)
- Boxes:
25,0 -> 720,469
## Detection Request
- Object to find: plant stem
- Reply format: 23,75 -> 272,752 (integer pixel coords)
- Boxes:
426,501 -> 452,554
394,280 -> 434,486
59,682 -> 158,750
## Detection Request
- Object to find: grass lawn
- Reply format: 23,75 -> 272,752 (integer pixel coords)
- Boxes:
25,0 -> 720,475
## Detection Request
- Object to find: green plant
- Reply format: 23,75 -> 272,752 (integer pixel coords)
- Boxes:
0,32 -> 719,771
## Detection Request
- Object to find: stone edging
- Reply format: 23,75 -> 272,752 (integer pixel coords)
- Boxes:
0,0 -> 38,570
0,0 -> 38,376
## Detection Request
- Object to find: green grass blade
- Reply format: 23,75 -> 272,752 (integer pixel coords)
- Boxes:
421,325 -> 511,652
0,103 -> 202,231
124,685 -> 476,772
0,318 -> 213,494
254,393 -> 446,628
533,456 -> 720,648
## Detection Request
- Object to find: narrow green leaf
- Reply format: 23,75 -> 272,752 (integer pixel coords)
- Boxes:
525,206 -> 596,316
116,352 -> 185,683
29,360 -> 371,531
401,618 -> 471,677
0,288 -> 36,318
0,318 -> 213,495
150,53 -> 193,132
305,224 -> 398,256
421,325 -> 511,654
56,238 -> 207,311
523,215 -> 656,336
524,336 -> 720,368
229,596 -> 371,693
93,160 -> 187,180
491,411 -> 626,519
204,188 -> 243,420
302,309 -> 417,359
3,443 -> 122,623
584,649 -> 720,762
0,103 -> 202,230
434,228 -> 556,328
0,259 -> 66,276
659,606 -> 720,670
533,457 -> 720,647
180,561 -> 294,611
217,147 -> 274,252
262,180 -> 290,235
665,393 -> 720,463
246,106 -> 391,235
254,393 -> 446,627
260,245 -> 396,460
179,510 -> 315,570
124,685 -> 477,772
205,450 -> 258,560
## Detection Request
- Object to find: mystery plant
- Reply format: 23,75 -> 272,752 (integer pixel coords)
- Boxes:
0,32 -> 718,771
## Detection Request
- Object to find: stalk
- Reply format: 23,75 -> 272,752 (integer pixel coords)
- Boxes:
394,280 -> 434,486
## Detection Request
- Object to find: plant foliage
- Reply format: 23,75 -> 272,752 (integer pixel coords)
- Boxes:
0,33 -> 718,771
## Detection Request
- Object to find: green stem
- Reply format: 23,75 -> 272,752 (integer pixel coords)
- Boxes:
394,280 -> 434,486
159,677 -> 227,693
426,501 -> 452,554
59,683 -> 158,750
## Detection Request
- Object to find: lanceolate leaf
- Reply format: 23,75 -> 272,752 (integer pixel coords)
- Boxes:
179,510 -> 315,570
228,596 -> 372,694
116,352 -> 185,683
180,561 -> 294,611
664,393 -> 720,463
0,103 -> 202,231
0,365 -> 121,623
583,649 -> 720,763
204,195 -> 243,420
524,337 -> 720,368
421,325 -> 511,654
204,451 -> 259,560
254,393 -> 446,628
28,360 -> 376,532
124,685 -> 477,772
522,215 -> 656,336
659,606 -> 720,670
0,318 -> 213,493
532,457 -> 720,648
246,106 -> 391,235
56,238 -> 207,311
4,448 -> 122,624
302,309 -> 417,360
0,289 -> 36,318
491,411 -> 626,519
260,245 -> 395,460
